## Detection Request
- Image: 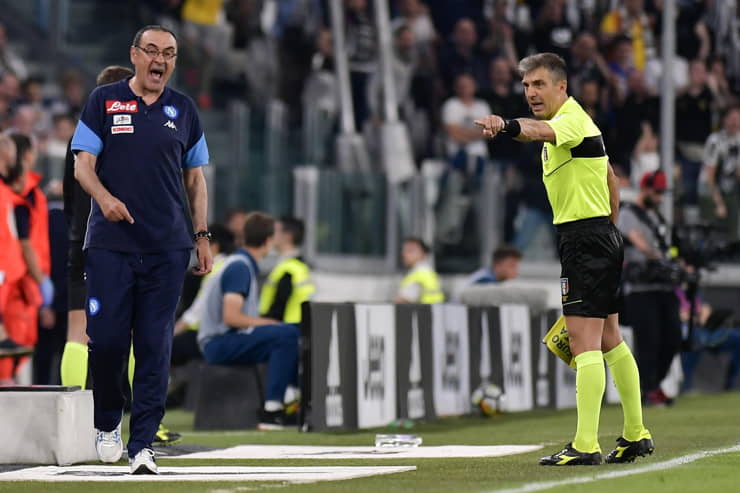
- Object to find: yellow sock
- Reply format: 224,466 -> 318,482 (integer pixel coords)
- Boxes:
573,350 -> 605,453
60,341 -> 88,389
604,341 -> 651,442
128,345 -> 135,391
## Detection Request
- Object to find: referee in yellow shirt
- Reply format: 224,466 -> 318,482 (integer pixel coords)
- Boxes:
476,53 -> 653,466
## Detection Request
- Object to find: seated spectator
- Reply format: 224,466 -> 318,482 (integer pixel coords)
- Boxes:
465,245 -> 522,286
568,31 -> 611,101
197,212 -> 300,430
43,114 -> 77,181
532,0 -> 576,62
49,70 -> 86,118
394,237 -> 444,304
677,287 -> 740,392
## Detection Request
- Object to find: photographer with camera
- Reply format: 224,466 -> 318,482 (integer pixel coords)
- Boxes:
618,170 -> 682,406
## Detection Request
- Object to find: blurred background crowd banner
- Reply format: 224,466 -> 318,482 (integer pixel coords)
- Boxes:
2,0 -> 737,273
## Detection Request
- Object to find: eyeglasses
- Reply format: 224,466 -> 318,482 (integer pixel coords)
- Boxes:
135,45 -> 177,60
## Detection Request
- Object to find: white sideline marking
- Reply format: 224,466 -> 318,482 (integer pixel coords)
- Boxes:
169,445 -> 543,460
0,465 -> 415,483
489,444 -> 740,493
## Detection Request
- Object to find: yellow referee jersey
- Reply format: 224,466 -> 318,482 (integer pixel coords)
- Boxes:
541,97 -> 611,224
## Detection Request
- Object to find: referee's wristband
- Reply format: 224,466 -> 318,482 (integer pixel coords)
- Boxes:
502,119 -> 521,138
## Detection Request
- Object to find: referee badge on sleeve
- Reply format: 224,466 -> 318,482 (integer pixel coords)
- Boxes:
560,277 -> 569,298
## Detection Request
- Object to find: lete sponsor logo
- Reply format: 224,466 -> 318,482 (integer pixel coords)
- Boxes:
106,100 -> 138,113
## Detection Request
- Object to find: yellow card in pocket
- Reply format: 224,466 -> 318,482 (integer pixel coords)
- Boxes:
542,314 -> 576,369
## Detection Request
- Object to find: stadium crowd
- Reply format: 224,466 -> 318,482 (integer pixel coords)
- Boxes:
0,1 -> 739,415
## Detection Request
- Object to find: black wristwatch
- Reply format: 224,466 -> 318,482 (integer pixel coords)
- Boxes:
193,230 -> 212,242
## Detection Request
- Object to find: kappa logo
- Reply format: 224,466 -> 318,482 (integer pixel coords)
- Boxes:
163,120 -> 177,131
106,100 -> 138,113
113,115 -> 131,125
111,125 -> 134,134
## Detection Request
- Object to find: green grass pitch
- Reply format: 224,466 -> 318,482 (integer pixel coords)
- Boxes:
2,392 -> 739,492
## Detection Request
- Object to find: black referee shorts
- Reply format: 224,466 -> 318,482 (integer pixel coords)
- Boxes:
557,216 -> 623,319
67,240 -> 86,311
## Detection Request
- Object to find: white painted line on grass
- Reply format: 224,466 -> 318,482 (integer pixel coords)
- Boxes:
489,443 -> 740,493
0,465 -> 416,483
168,444 -> 543,460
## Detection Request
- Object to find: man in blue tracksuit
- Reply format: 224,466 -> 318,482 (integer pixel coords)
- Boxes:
71,25 -> 213,474
198,212 -> 300,430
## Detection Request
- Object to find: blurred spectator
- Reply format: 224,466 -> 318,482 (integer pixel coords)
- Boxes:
0,23 -> 28,80
43,114 -> 77,181
393,0 -> 437,62
180,0 -> 230,108
33,180 -> 68,385
630,122 -> 660,189
226,0 -> 263,50
465,244 -> 521,285
704,0 -> 740,92
438,18 -> 489,95
706,57 -> 737,117
701,106 -> 740,242
676,59 -> 714,208
567,31 -> 611,101
578,78 -> 608,130
19,77 -> 51,135
480,0 -> 518,72
0,72 -> 20,103
49,70 -> 86,119
394,237 -> 444,303
675,1 -> 711,62
478,56 -> 527,240
600,0 -> 656,72
606,34 -> 636,105
368,24 -> 419,125
302,28 -> 337,165
612,70 -> 659,174
224,207 -> 249,247
345,0 -> 377,129
678,287 -> 740,393
532,0 -> 576,62
441,73 -> 491,173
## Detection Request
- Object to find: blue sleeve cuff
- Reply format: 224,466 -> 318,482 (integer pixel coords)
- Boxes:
184,133 -> 209,169
71,121 -> 103,156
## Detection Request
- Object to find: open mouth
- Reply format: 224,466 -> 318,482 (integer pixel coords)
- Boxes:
530,102 -> 544,113
149,67 -> 164,82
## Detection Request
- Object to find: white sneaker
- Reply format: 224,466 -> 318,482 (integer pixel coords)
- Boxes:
129,448 -> 158,475
95,423 -> 123,463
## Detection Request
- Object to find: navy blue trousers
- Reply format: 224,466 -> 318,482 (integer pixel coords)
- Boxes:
202,324 -> 299,402
85,247 -> 190,457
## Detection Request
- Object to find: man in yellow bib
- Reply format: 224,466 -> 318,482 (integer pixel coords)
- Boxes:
394,237 -> 445,304
476,53 -> 653,466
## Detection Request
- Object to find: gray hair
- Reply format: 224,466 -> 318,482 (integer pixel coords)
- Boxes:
518,53 -> 568,82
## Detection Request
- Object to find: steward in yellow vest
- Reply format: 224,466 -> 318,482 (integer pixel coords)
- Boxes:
260,217 -> 315,323
394,237 -> 444,304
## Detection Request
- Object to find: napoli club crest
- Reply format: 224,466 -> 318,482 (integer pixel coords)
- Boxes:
163,105 -> 179,119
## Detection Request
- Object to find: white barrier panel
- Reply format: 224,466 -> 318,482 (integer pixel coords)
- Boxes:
499,305 -> 534,412
432,304 -> 470,416
0,390 -> 96,465
355,304 -> 397,428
